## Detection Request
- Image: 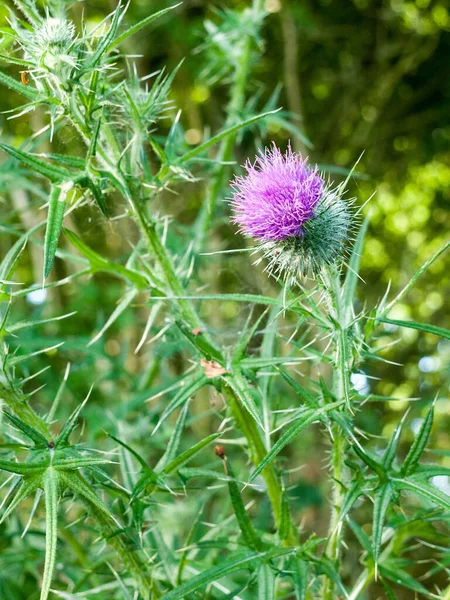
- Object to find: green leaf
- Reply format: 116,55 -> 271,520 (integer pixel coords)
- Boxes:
44,183 -> 72,278
0,457 -> 48,475
88,288 -> 138,346
163,433 -> 221,475
224,372 -> 264,431
3,411 -> 48,446
84,177 -> 110,218
0,144 -> 73,183
64,229 -> 147,289
338,479 -> 366,525
0,70 -> 42,102
351,442 -> 385,478
291,559 -> 307,600
347,517 -> 373,556
159,551 -> 279,600
59,470 -> 114,519
393,477 -> 450,511
85,3 -> 122,68
381,240 -> 449,316
401,403 -> 434,476
377,317 -> 450,341
155,400 -> 189,471
41,468 -> 59,600
180,109 -> 281,163
223,457 -> 263,551
42,153 -> 86,169
342,216 -> 369,326
249,401 -> 343,482
372,483 -> 392,567
232,307 -> 268,364
152,373 -> 208,434
258,563 -> 275,600
55,398 -> 88,448
107,433 -> 149,470
0,474 -> 43,524
107,4 -> 182,52
279,491 -> 291,541
379,563 -> 435,597
279,369 -> 319,408
382,410 -> 408,470
53,457 -> 112,470
0,235 -> 27,290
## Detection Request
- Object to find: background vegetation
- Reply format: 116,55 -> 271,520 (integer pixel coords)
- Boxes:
0,0 -> 449,598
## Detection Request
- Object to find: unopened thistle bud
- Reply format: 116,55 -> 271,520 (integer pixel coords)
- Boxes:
229,143 -> 354,281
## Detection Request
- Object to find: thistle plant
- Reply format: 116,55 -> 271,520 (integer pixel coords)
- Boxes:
0,1 -> 449,600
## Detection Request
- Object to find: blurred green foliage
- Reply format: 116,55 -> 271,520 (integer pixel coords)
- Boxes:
0,0 -> 449,598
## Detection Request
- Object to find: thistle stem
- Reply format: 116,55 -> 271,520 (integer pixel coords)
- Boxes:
129,194 -> 297,545
320,265 -> 351,599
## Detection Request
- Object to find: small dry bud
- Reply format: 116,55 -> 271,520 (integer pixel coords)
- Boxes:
215,445 -> 226,459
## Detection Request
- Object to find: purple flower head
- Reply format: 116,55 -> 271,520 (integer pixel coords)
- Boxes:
230,143 -> 324,241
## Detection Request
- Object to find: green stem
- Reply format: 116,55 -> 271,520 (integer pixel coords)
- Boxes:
194,0 -> 266,251
129,195 -> 297,545
225,387 -> 297,546
320,266 -> 351,599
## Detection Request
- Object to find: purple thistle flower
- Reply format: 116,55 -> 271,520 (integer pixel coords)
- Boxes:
230,143 -> 324,241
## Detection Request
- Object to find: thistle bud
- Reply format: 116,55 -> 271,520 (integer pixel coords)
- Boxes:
229,143 -> 355,281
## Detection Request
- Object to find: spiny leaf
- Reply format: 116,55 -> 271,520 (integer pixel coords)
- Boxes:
258,563 -> 275,600
159,550 -> 287,600
279,491 -> 291,541
382,409 -> 409,470
41,468 -> 59,600
107,433 -> 149,470
162,433 -> 221,475
222,456 -> 263,551
84,177 -> 110,218
379,562 -> 436,597
0,70 -> 43,102
401,403 -> 434,476
377,317 -> 450,341
249,401 -> 343,483
64,229 -> 147,289
85,3 -> 122,68
372,483 -> 392,567
88,288 -> 138,346
339,479 -> 367,525
381,240 -> 449,316
0,457 -> 48,475
180,109 -> 281,163
59,470 -> 117,521
232,307 -> 268,363
55,398 -> 88,448
290,558 -> 307,600
342,216 -> 369,326
3,411 -> 48,446
0,474 -> 43,524
53,457 -> 112,470
393,477 -> 450,511
153,373 -> 208,434
44,182 -> 73,278
0,235 -> 27,290
155,400 -> 189,471
279,369 -> 319,408
0,144 -> 73,182
224,372 -> 265,431
107,4 -> 182,52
